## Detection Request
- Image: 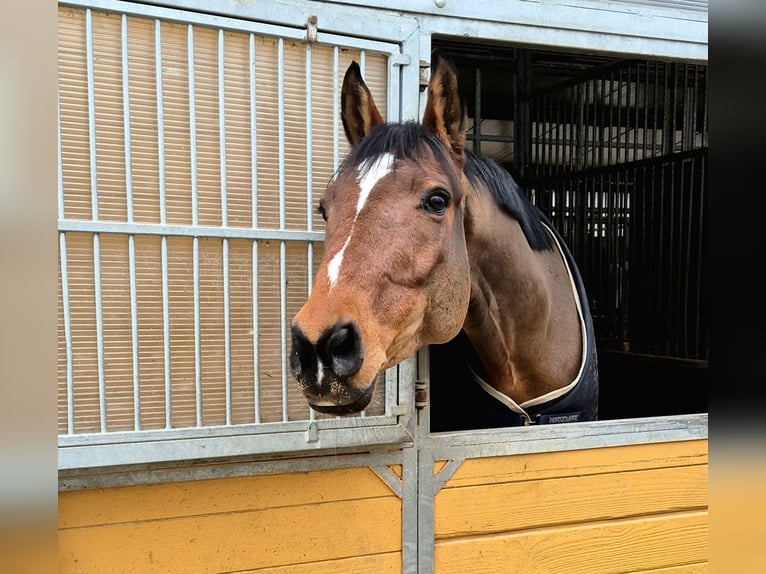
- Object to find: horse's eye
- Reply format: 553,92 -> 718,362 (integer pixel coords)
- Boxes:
317,203 -> 327,222
422,191 -> 450,215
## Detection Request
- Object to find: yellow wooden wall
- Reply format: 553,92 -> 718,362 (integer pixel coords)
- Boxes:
58,467 -> 402,573
434,439 -> 708,573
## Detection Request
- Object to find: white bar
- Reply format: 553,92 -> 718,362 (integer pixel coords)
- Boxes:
155,19 -> 167,226
333,46 -> 339,173
161,236 -> 172,428
57,219 -> 324,242
155,20 -> 172,428
57,82 -> 75,434
277,38 -> 289,421
86,10 -> 107,433
60,233 -> 75,435
306,42 -> 314,287
219,28 -> 233,425
85,10 -> 99,220
306,43 -> 316,424
122,14 -> 141,431
93,234 -> 107,432
249,33 -> 261,424
188,24 -> 203,426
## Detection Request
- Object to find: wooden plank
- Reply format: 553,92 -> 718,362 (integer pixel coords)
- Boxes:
434,511 -> 707,574
230,552 -> 401,573
59,467 -> 395,528
435,464 -> 707,538
58,496 -> 401,573
636,564 -> 707,574
443,439 -> 707,488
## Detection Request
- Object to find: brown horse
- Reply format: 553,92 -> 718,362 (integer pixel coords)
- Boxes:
290,52 -> 597,428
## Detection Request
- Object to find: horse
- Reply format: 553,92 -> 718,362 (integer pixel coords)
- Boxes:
289,52 -> 598,431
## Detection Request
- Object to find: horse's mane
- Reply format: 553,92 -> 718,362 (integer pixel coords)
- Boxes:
338,121 -> 552,251
463,151 -> 553,251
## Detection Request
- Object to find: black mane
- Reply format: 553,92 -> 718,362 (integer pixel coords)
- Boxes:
463,151 -> 553,251
338,122 -> 552,251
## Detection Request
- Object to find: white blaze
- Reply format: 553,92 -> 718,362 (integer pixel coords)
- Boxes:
327,153 -> 394,289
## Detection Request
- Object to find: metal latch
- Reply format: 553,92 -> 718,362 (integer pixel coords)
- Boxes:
306,15 -> 318,43
305,420 -> 319,442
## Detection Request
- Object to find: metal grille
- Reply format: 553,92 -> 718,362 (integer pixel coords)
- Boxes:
525,60 -> 707,359
443,43 -> 708,362
58,1 -> 412,466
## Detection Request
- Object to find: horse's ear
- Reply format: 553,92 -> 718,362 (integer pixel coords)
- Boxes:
422,51 -> 467,167
341,61 -> 385,146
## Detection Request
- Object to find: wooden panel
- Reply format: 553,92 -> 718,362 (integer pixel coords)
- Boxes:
59,468 -> 401,573
434,511 -> 707,574
223,552 -> 400,574
59,467 -> 395,528
435,464 -> 707,538
443,439 -> 707,488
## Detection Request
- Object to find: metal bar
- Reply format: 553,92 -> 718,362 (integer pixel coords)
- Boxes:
218,29 -> 233,425
306,42 -> 316,424
86,9 -> 107,433
154,19 -> 172,428
278,37 -> 289,421
633,62 -> 639,162
333,46 -> 339,173
695,153 -> 705,356
122,14 -> 141,430
58,83 -> 75,435
57,220 -> 324,242
249,32 -> 261,424
60,234 -> 75,435
188,24 -> 203,427
474,66 -> 481,156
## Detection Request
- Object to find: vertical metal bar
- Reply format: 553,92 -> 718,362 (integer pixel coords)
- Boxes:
277,38 -> 289,421
333,46 -> 340,173
556,86 -> 562,176
306,43 -> 314,286
632,63 -> 639,162
58,85 -> 75,435
249,33 -> 261,423
474,66 -> 481,156
218,29 -> 232,425
86,10 -> 107,433
188,24 -> 203,427
617,66 -> 624,164
599,74 -> 606,166
306,43 -> 316,423
695,153 -> 705,356
155,18 -> 172,428
122,14 -> 141,431
642,62 -> 649,160
702,69 -> 708,149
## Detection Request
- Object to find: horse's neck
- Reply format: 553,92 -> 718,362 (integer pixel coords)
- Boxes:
462,197 -> 582,404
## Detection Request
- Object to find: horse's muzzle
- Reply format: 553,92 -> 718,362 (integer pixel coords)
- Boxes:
290,321 -> 370,413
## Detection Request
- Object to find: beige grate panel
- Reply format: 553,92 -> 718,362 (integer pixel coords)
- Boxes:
58,6 -> 390,435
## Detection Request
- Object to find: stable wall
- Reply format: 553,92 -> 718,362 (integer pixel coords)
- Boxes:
59,466 -> 402,573
433,439 -> 708,573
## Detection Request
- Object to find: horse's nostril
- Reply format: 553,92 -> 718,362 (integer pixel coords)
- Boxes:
290,325 -> 316,380
321,321 -> 364,377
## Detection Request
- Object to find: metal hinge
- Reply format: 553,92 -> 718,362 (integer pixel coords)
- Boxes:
415,380 -> 428,409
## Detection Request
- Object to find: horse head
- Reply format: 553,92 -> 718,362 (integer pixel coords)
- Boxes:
289,53 -> 472,414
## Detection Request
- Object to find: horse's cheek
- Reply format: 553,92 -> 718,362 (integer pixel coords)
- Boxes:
424,232 -> 470,343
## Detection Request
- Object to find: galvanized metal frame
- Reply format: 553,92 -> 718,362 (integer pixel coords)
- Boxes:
57,0 -> 420,471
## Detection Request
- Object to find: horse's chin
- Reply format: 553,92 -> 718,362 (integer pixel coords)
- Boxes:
308,383 -> 375,415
